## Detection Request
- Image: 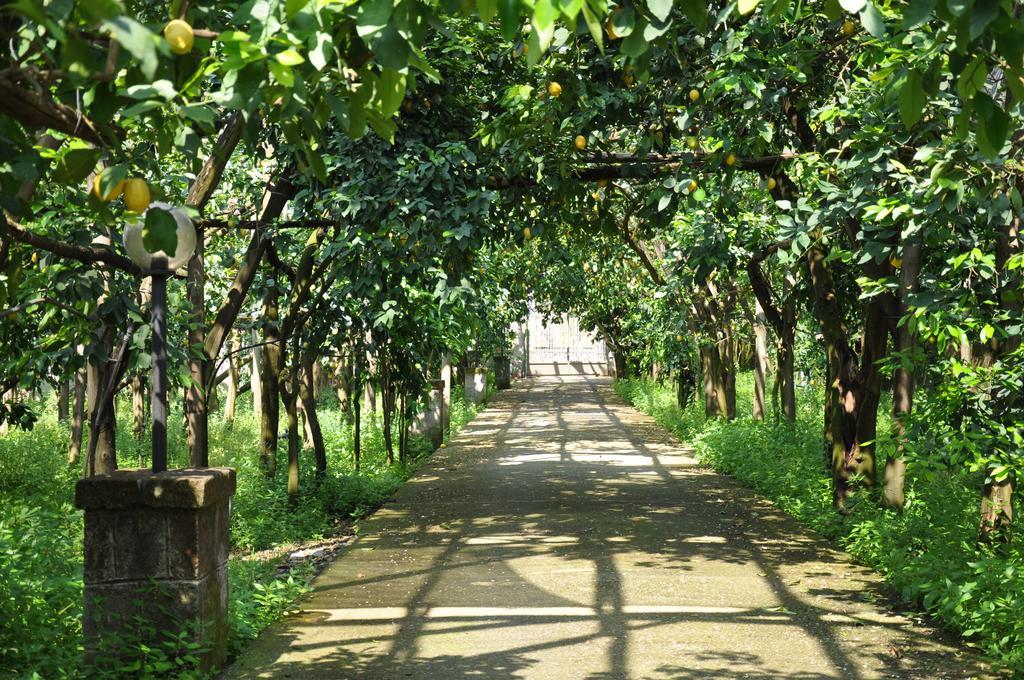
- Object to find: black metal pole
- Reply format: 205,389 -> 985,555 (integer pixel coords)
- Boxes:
151,257 -> 168,473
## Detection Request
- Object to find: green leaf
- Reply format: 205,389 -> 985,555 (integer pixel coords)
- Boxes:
268,60 -> 295,87
275,48 -> 305,66
580,1 -> 605,50
102,17 -> 158,79
647,0 -> 672,21
179,103 -> 216,126
357,0 -> 394,39
558,0 -> 584,21
974,93 -> 1010,159
898,69 -> 927,128
678,0 -> 707,30
859,2 -> 885,37
375,69 -> 407,118
498,0 -> 522,39
55,146 -> 102,185
125,80 -> 178,100
99,165 -> 128,198
956,54 -> 988,99
286,0 -> 310,19
308,32 -> 334,71
946,0 -> 973,17
477,0 -> 498,23
738,0 -> 761,15
902,0 -> 935,26
142,208 -> 178,256
608,5 -> 635,37
969,0 -> 999,40
621,17 -> 649,56
370,25 -> 411,70
532,0 -> 559,51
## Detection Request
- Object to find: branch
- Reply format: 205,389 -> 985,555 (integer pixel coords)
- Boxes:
746,260 -> 786,337
186,113 -> 245,211
198,217 -> 334,230
3,213 -> 141,276
0,296 -> 92,321
0,74 -> 110,146
617,208 -> 666,287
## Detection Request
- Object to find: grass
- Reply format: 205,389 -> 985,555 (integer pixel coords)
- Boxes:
0,382 -> 494,679
615,373 -> 1024,674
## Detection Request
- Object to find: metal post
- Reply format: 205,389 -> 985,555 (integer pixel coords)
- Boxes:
151,257 -> 168,473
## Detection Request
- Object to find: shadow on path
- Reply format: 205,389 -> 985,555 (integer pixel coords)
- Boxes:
225,377 -> 988,679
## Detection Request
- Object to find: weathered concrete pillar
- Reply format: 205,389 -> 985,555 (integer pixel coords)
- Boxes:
494,355 -> 511,390
465,367 -> 488,404
412,379 -> 444,448
75,468 -> 235,673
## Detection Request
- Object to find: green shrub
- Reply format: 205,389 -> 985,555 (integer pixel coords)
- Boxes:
0,388 -> 488,678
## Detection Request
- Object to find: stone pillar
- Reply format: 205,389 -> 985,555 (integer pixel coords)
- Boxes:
75,468 -> 235,673
466,367 -> 488,404
494,355 -> 511,390
412,379 -> 444,448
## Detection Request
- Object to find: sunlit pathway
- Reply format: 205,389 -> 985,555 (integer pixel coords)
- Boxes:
226,377 -> 984,679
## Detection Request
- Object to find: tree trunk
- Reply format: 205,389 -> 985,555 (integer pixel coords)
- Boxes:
300,349 -> 326,478
85,353 -> 117,476
251,326 -> 263,417
225,334 -> 239,424
700,344 -> 732,420
186,232 -> 209,467
981,477 -> 1014,540
399,390 -> 408,462
808,244 -> 885,511
978,214 -> 1022,537
132,371 -> 146,439
752,300 -> 769,421
57,378 -> 69,423
284,382 -> 300,498
381,364 -> 396,466
260,286 -> 281,475
69,367 -> 86,465
353,368 -> 362,473
364,331 -> 377,416
883,232 -> 922,510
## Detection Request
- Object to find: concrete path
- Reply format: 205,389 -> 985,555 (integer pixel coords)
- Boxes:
227,377 -> 986,679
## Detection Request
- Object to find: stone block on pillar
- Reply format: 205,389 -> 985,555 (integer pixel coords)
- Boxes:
75,468 -> 235,673
411,379 -> 444,448
466,367 -> 488,404
494,355 -> 511,389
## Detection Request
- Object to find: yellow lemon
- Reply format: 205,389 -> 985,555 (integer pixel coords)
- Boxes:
688,179 -> 698,192
842,19 -> 856,36
676,334 -> 684,342
123,179 -> 151,213
726,153 -> 737,167
523,227 -> 532,241
163,20 -> 194,55
575,135 -> 587,150
766,177 -> 777,190
686,136 -> 699,150
689,88 -> 700,102
92,173 -> 124,202
548,82 -> 562,97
